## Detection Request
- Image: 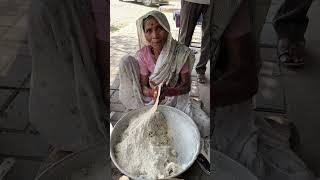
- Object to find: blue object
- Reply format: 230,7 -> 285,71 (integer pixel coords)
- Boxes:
173,10 -> 203,28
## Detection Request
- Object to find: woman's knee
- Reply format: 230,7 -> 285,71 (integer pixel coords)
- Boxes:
120,55 -> 137,69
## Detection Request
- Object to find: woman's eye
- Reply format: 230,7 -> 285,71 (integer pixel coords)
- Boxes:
158,26 -> 164,31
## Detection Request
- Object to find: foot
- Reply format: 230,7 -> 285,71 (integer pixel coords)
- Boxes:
277,38 -> 305,68
197,73 -> 206,84
191,49 -> 198,54
288,40 -> 305,67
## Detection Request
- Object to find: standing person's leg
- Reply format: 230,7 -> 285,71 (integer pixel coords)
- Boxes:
179,1 -> 202,46
195,4 -> 210,83
273,0 -> 313,67
273,0 -> 312,41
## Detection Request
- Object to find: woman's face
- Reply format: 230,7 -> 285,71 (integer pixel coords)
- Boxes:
144,17 -> 168,52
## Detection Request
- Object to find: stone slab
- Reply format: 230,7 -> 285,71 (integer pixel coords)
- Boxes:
254,62 -> 286,113
110,103 -> 126,113
260,23 -> 277,47
0,26 -> 8,36
0,15 -> 21,26
259,61 -> 280,76
0,91 -> 29,130
0,41 -> 30,57
3,159 -> 42,180
0,89 -> 12,107
0,54 -> 31,87
14,14 -> 28,28
0,132 -> 49,158
260,47 -> 278,63
0,54 -> 15,77
110,90 -> 120,103
2,27 -> 27,42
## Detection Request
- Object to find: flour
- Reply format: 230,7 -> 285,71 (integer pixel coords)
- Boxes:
114,109 -> 182,179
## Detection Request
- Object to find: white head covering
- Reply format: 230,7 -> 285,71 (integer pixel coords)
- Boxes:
136,10 -> 195,87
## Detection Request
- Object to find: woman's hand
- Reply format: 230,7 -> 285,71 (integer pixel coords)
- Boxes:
151,87 -> 158,101
159,85 -> 168,100
151,87 -> 165,102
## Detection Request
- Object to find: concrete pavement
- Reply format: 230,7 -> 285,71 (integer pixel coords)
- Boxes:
0,0 -> 50,179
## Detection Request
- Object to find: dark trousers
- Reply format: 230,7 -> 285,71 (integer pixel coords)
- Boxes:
179,0 -> 210,74
273,0 -> 313,41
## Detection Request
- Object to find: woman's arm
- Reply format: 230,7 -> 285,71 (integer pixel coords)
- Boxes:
140,74 -> 155,97
162,72 -> 191,97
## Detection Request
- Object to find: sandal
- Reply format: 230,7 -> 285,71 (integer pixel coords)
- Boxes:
277,38 -> 291,66
287,40 -> 305,67
191,49 -> 198,54
197,73 -> 206,84
277,38 -> 305,68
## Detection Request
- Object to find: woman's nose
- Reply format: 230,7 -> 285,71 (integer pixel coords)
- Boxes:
151,30 -> 159,39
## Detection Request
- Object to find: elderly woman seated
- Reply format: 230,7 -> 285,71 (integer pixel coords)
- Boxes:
118,10 -> 210,174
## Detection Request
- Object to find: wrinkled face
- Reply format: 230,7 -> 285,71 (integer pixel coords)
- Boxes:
143,17 -> 168,51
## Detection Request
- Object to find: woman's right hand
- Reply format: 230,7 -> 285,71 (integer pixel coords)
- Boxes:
151,87 -> 158,101
150,87 -> 165,102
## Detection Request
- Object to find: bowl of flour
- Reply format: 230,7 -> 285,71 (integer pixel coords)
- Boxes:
110,105 -> 201,179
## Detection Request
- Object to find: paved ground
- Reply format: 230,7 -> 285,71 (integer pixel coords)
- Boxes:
1,0 -> 320,179
0,0 -> 50,179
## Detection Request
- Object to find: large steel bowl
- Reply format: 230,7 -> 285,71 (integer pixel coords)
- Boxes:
110,105 -> 201,179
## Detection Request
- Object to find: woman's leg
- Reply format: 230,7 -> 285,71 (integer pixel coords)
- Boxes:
119,55 -> 145,110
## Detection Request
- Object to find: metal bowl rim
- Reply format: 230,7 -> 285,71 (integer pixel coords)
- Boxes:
110,105 -> 201,179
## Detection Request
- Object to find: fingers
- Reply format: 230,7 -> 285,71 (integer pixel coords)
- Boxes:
152,87 -> 158,101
